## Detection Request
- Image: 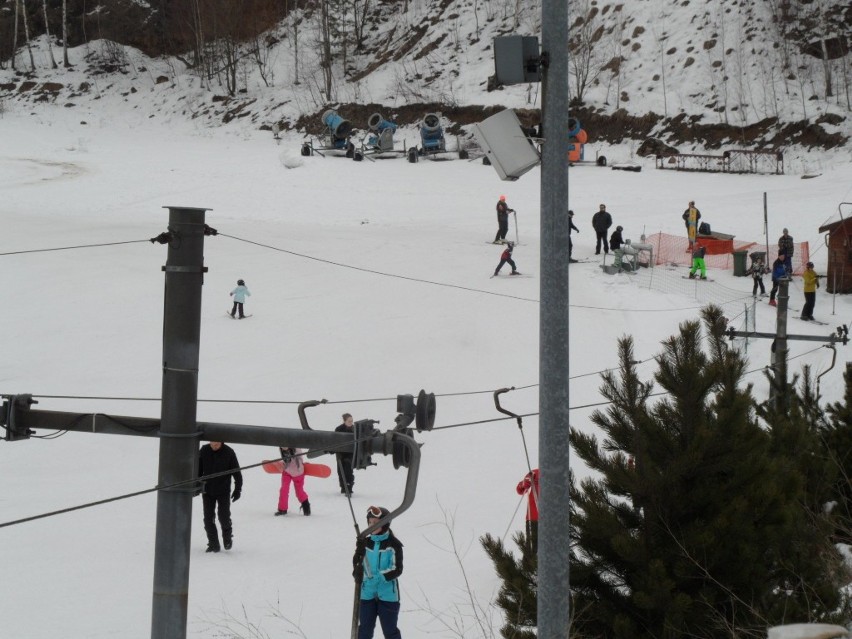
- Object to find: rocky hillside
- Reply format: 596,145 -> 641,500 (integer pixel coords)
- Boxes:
1,0 -> 850,158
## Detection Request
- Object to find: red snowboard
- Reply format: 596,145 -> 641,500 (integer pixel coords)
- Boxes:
262,460 -> 331,478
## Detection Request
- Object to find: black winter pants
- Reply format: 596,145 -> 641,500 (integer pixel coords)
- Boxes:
595,231 -> 609,254
336,453 -> 354,492
494,258 -> 517,275
752,278 -> 766,295
230,302 -> 245,318
202,493 -> 232,547
802,292 -> 816,319
495,215 -> 509,242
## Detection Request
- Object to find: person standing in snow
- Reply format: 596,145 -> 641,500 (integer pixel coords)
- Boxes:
609,225 -> 624,252
768,253 -> 787,307
493,195 -> 515,244
493,242 -> 520,276
748,257 -> 767,297
592,203 -> 613,255
688,243 -> 707,280
778,228 -> 794,275
229,279 -> 251,319
275,447 -> 311,516
516,468 -> 540,549
568,210 -> 580,263
335,413 -> 356,494
197,441 -> 242,553
682,201 -> 701,250
354,506 -> 404,639
800,261 -> 819,321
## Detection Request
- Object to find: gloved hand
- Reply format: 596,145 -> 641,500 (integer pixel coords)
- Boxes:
193,488 -> 201,498
356,537 -> 368,553
231,489 -> 241,502
353,565 -> 364,583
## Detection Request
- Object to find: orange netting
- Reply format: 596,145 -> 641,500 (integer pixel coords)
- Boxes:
643,233 -> 810,275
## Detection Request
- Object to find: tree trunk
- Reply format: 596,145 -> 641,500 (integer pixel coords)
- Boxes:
42,0 -> 58,69
62,0 -> 70,67
20,0 -> 37,72
12,0 -> 19,70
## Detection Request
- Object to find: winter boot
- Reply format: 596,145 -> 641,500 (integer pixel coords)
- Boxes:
768,299 -> 777,307
300,499 -> 311,516
699,276 -> 707,280
510,271 -> 520,275
688,273 -> 696,279
223,538 -> 232,550
275,509 -> 287,516
206,543 -> 220,553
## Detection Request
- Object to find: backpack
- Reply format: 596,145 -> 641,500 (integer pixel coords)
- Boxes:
698,221 -> 711,235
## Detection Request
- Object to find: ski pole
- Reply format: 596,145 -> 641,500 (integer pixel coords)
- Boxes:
513,210 -> 520,245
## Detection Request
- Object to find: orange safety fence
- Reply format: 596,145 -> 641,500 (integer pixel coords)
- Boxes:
643,232 -> 810,275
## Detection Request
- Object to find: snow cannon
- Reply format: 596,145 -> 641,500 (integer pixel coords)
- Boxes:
366,113 -> 398,152
322,109 -> 353,148
419,113 -> 446,153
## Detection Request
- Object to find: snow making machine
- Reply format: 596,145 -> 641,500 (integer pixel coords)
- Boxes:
407,113 -> 468,162
352,113 -> 407,161
301,109 -> 356,157
567,117 -> 607,167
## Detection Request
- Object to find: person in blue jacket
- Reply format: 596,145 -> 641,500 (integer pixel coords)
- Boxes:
229,279 -> 251,318
768,253 -> 788,307
353,506 -> 404,639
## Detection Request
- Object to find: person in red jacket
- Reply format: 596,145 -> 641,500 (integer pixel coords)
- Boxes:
493,242 -> 520,276
516,468 -> 540,548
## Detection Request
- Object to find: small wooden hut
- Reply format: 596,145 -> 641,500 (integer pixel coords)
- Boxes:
818,218 -> 852,293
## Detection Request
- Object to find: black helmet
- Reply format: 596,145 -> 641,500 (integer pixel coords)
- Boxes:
616,225 -> 623,231
568,209 -> 574,216
237,279 -> 245,286
366,505 -> 391,532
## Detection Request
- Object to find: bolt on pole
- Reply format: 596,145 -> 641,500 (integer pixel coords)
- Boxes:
151,206 -> 210,639
538,0 -> 571,635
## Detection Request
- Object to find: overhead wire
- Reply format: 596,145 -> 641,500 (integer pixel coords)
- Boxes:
0,239 -> 151,257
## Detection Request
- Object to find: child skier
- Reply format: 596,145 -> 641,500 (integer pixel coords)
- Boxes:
494,242 -> 520,276
275,447 -> 311,516
748,257 -> 767,296
229,279 -> 251,319
609,225 -> 624,252
688,244 -> 707,280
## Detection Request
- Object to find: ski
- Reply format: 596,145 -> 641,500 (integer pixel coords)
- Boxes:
226,312 -> 253,319
797,317 -> 829,326
262,460 -> 332,478
681,276 -> 714,282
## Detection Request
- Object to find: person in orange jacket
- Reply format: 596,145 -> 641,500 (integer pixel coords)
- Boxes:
516,468 -> 540,547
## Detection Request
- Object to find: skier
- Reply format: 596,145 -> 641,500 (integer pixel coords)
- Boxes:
801,261 -> 819,321
748,257 -> 767,297
778,228 -> 794,275
568,209 -> 580,263
592,203 -> 613,255
493,195 -> 515,244
682,201 -> 701,250
335,413 -> 356,494
229,279 -> 251,319
493,241 -> 520,276
768,253 -> 787,307
275,447 -> 311,516
516,469 -> 540,550
688,243 -> 707,279
197,441 -> 243,552
353,506 -> 404,639
609,225 -> 624,252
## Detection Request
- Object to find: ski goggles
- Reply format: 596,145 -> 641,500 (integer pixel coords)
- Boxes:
367,505 -> 383,519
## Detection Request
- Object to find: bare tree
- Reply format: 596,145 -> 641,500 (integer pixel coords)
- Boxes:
42,0 -> 58,69
319,0 -> 334,100
568,0 -> 608,103
62,0 -> 70,66
19,0 -> 36,72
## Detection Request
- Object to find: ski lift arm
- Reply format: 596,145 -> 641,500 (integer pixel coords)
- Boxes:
493,387 -> 522,428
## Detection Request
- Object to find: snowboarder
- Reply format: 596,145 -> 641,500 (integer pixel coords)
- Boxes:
493,195 -> 515,244
516,469 -> 540,550
229,279 -> 251,319
353,506 -> 404,639
682,201 -> 701,250
275,447 -> 311,516
494,241 -> 520,276
688,243 -> 707,279
609,225 -> 624,252
335,413 -> 356,494
768,253 -> 787,307
778,228 -> 794,275
197,441 -> 242,552
592,203 -> 613,255
801,261 -> 819,320
748,257 -> 767,296
568,209 -> 580,263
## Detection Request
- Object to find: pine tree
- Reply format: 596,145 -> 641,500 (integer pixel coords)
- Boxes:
481,530 -> 538,639
484,306 -> 848,639
823,364 -> 852,544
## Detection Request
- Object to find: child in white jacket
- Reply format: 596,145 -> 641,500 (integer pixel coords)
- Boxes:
275,447 -> 311,516
229,279 -> 251,319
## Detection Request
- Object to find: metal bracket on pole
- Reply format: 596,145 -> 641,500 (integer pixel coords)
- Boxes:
298,399 -> 328,430
1,394 -> 38,441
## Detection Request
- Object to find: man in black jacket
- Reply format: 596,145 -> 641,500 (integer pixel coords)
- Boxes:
568,210 -> 580,262
592,203 -> 613,255
198,441 -> 243,552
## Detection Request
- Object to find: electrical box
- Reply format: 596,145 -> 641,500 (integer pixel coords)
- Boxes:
472,109 -> 541,181
494,36 -> 541,85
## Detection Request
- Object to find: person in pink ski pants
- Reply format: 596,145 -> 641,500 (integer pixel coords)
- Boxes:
275,447 -> 311,516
